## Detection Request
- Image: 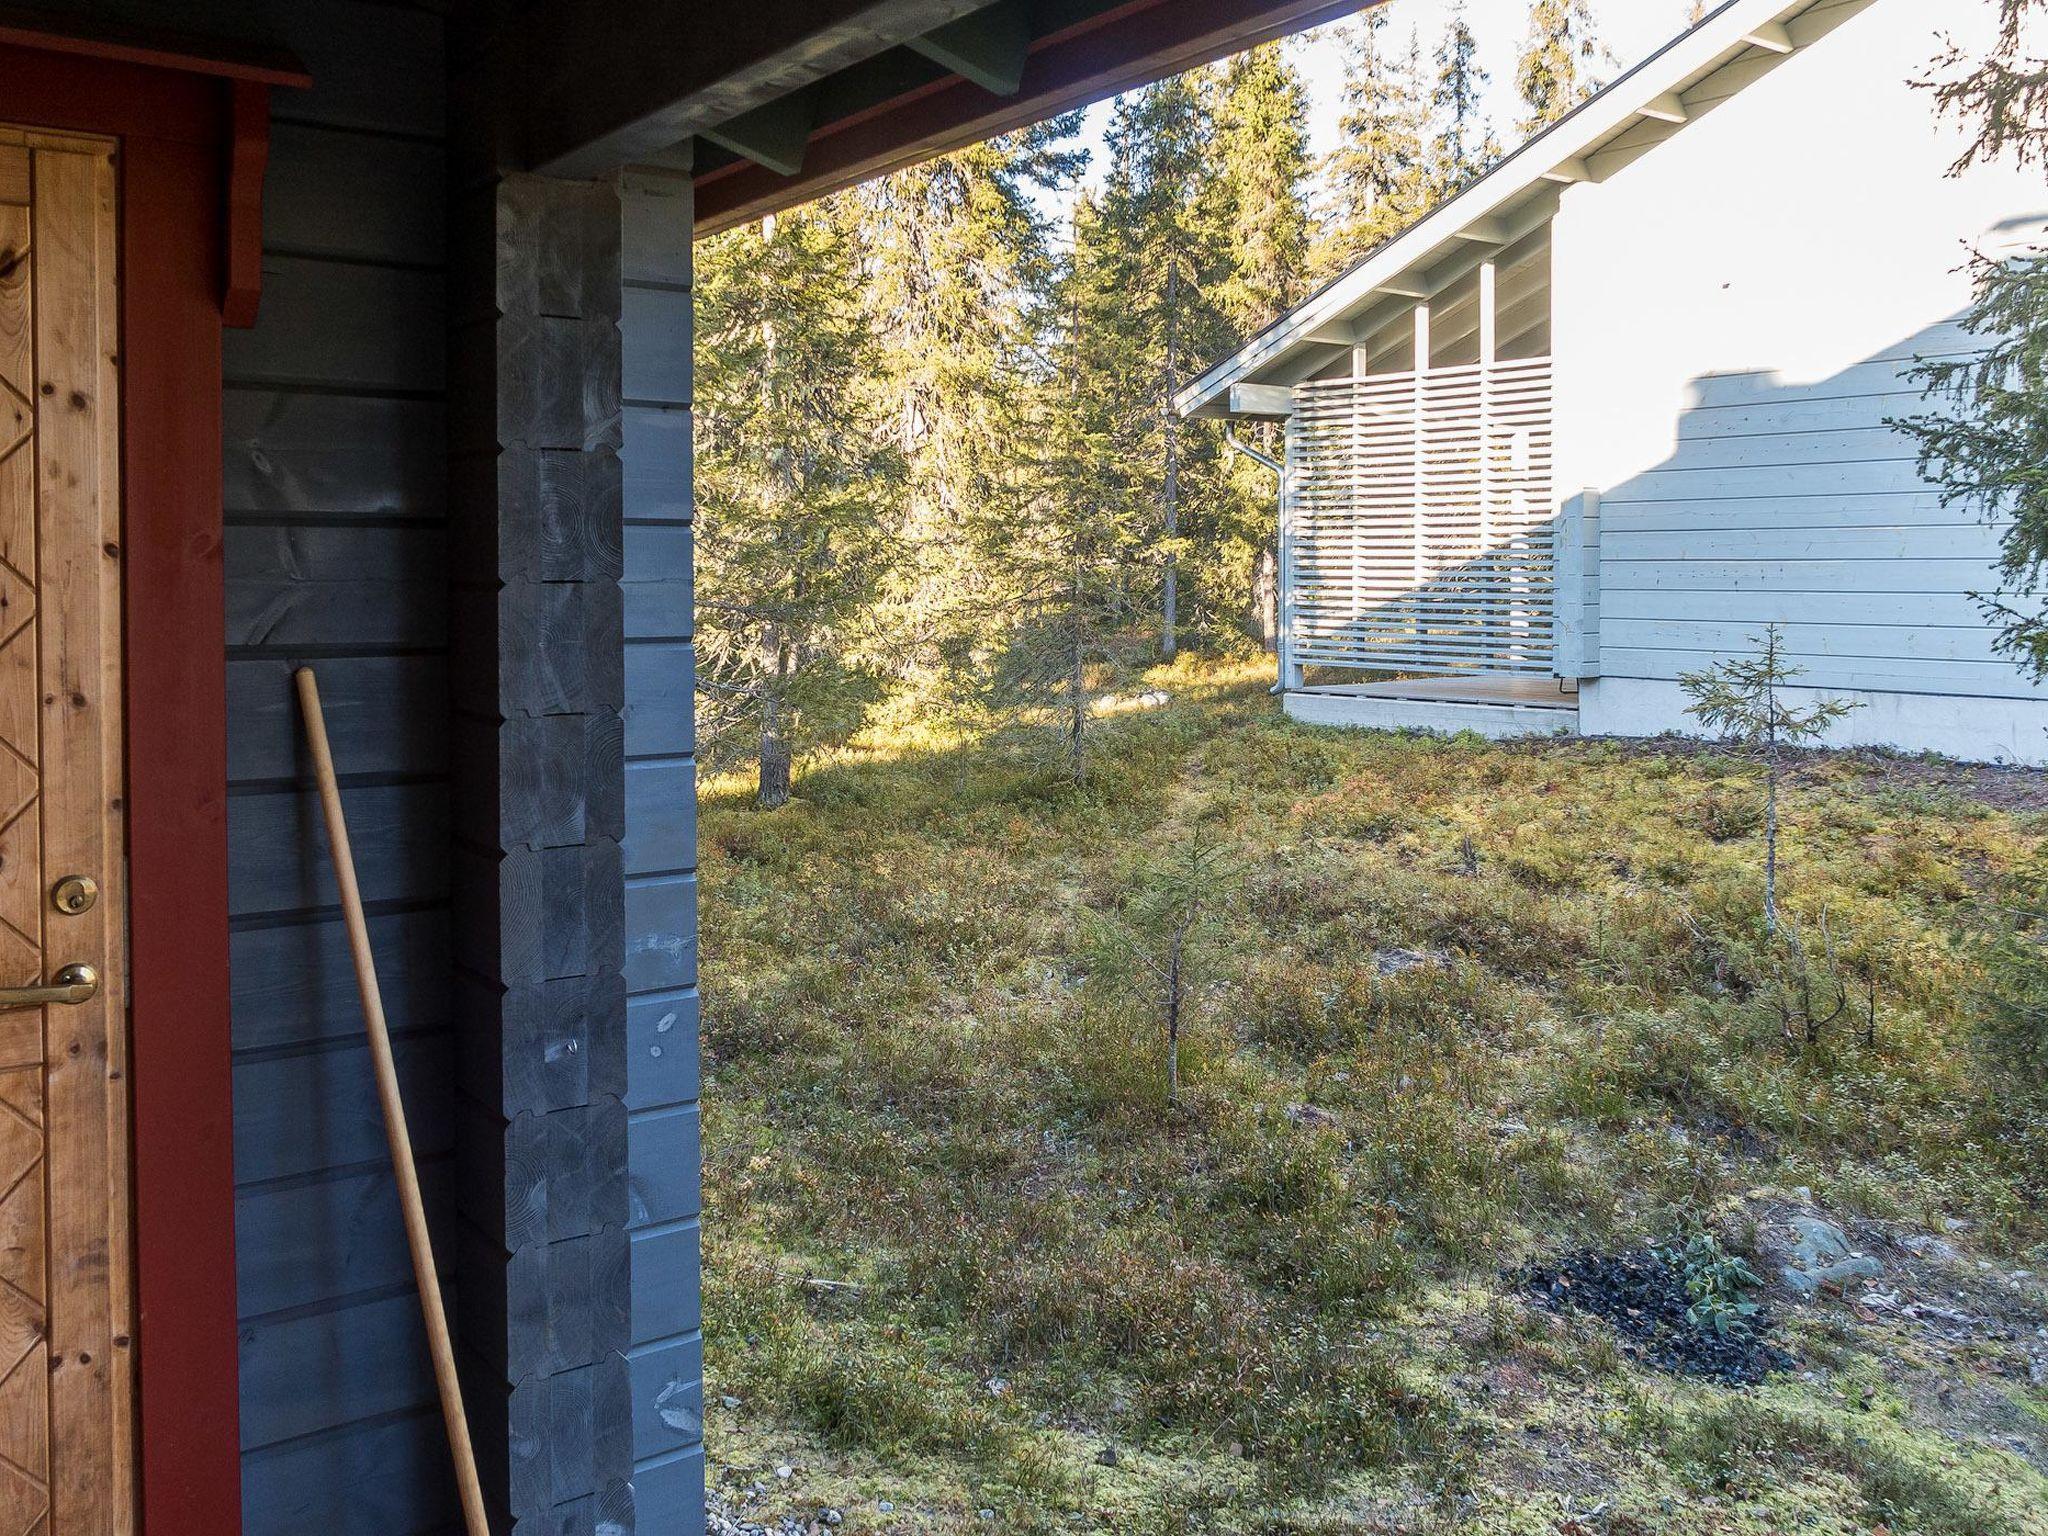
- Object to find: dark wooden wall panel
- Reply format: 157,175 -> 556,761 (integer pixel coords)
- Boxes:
240,1409 -> 457,1536
224,3 -> 462,1531
227,656 -> 450,781
266,122 -> 447,262
225,392 -> 447,520
230,910 -> 452,1051
232,1039 -> 456,1184
234,1161 -> 454,1317
223,256 -> 446,391
226,525 -> 450,647
618,163 -> 706,1536
237,1289 -> 446,1449
227,784 -> 450,915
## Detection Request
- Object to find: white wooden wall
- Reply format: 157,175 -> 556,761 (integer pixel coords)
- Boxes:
1550,0 -> 2048,762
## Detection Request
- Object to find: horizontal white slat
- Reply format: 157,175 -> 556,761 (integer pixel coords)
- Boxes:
1612,459 -> 1929,502
1683,350 -> 1974,409
1599,490 -> 1956,532
1602,616 -> 2007,665
1602,523 -> 2003,562
1657,425 -> 1915,472
1600,586 -> 1993,627
1677,392 -> 1932,438
1288,357 -> 1556,680
1599,648 -> 2048,700
1600,556 -> 1996,593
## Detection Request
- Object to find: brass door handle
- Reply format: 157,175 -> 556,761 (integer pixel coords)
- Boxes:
0,963 -> 99,1010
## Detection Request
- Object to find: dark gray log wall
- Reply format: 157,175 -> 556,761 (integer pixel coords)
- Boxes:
223,2 -> 460,1532
214,3 -> 702,1531
617,164 -> 705,1534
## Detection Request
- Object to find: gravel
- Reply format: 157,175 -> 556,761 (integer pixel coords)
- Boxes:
1523,1247 -> 1794,1385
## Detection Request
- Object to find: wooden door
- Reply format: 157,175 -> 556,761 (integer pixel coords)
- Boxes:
0,127 -> 132,1536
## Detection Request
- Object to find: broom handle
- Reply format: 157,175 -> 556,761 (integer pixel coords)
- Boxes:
296,667 -> 491,1536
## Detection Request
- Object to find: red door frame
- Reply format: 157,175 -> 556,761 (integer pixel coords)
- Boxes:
2,37 -> 297,1536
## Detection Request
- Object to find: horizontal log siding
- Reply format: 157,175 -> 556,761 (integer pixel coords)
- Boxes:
1551,0 -> 2048,706
222,4 -> 460,1532
618,164 -> 706,1536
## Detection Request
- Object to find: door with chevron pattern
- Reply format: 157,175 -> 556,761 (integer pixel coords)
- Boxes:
0,125 -> 132,1536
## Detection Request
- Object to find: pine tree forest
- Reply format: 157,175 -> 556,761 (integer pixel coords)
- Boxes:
694,2 -> 1627,803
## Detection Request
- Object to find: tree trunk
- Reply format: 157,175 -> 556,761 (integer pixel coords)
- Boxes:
1161,260 -> 1180,662
1255,547 -> 1278,653
1165,925 -> 1185,1102
759,695 -> 792,809
1764,752 -> 1778,937
1067,625 -> 1086,789
1067,531 -> 1087,787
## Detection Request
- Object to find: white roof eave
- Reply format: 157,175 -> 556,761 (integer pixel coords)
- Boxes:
1175,0 -> 1816,420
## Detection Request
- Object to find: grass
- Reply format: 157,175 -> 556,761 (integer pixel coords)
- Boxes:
697,659 -> 2048,1532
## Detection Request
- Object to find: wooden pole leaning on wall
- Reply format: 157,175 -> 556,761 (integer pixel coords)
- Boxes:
296,667 -> 492,1536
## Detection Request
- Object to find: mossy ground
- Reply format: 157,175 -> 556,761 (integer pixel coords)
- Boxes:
697,660 -> 2048,1533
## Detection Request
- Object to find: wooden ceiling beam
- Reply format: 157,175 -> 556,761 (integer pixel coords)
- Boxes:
905,0 -> 1031,96
701,88 -> 818,176
694,0 -> 1378,235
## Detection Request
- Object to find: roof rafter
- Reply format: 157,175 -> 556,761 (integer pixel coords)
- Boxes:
905,0 -> 1031,96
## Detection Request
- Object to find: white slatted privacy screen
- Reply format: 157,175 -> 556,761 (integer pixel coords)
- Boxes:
1286,357 -> 1557,675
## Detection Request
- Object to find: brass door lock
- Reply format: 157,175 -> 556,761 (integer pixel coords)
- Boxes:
52,875 -> 97,915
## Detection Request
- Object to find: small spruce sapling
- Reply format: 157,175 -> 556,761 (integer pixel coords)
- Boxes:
1678,625 -> 1861,935
1111,828 -> 1239,1104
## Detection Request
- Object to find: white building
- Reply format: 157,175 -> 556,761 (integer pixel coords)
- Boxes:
1178,0 -> 2048,763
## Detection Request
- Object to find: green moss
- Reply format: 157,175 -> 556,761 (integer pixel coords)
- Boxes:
699,659 -> 2048,1530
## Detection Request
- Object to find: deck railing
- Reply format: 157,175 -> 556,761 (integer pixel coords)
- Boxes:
1281,355 -> 1556,682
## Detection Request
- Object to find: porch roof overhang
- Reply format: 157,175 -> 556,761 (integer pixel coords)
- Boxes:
1174,0 -> 1866,421
520,0 -> 1381,235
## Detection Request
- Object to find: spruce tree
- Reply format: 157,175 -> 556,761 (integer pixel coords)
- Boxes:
974,255 -> 1147,785
693,204 -> 906,808
1514,0 -> 1613,136
1090,75 -> 1232,660
858,118 -> 1084,689
1203,44 -> 1316,645
1320,11 -> 1432,273
1898,0 -> 2048,679
1204,43 -> 1314,335
1429,0 -> 1502,196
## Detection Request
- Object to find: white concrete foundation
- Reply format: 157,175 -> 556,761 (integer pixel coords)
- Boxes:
1580,677 -> 2048,766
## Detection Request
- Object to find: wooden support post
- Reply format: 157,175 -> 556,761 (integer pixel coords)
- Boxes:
1478,261 -> 1496,554
1279,427 -> 1301,691
1477,261 -> 1497,366
448,167 -> 635,1533
297,667 -> 491,1536
1412,303 -> 1429,588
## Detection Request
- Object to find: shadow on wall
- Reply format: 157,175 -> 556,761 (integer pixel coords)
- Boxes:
1593,306 -> 2043,703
